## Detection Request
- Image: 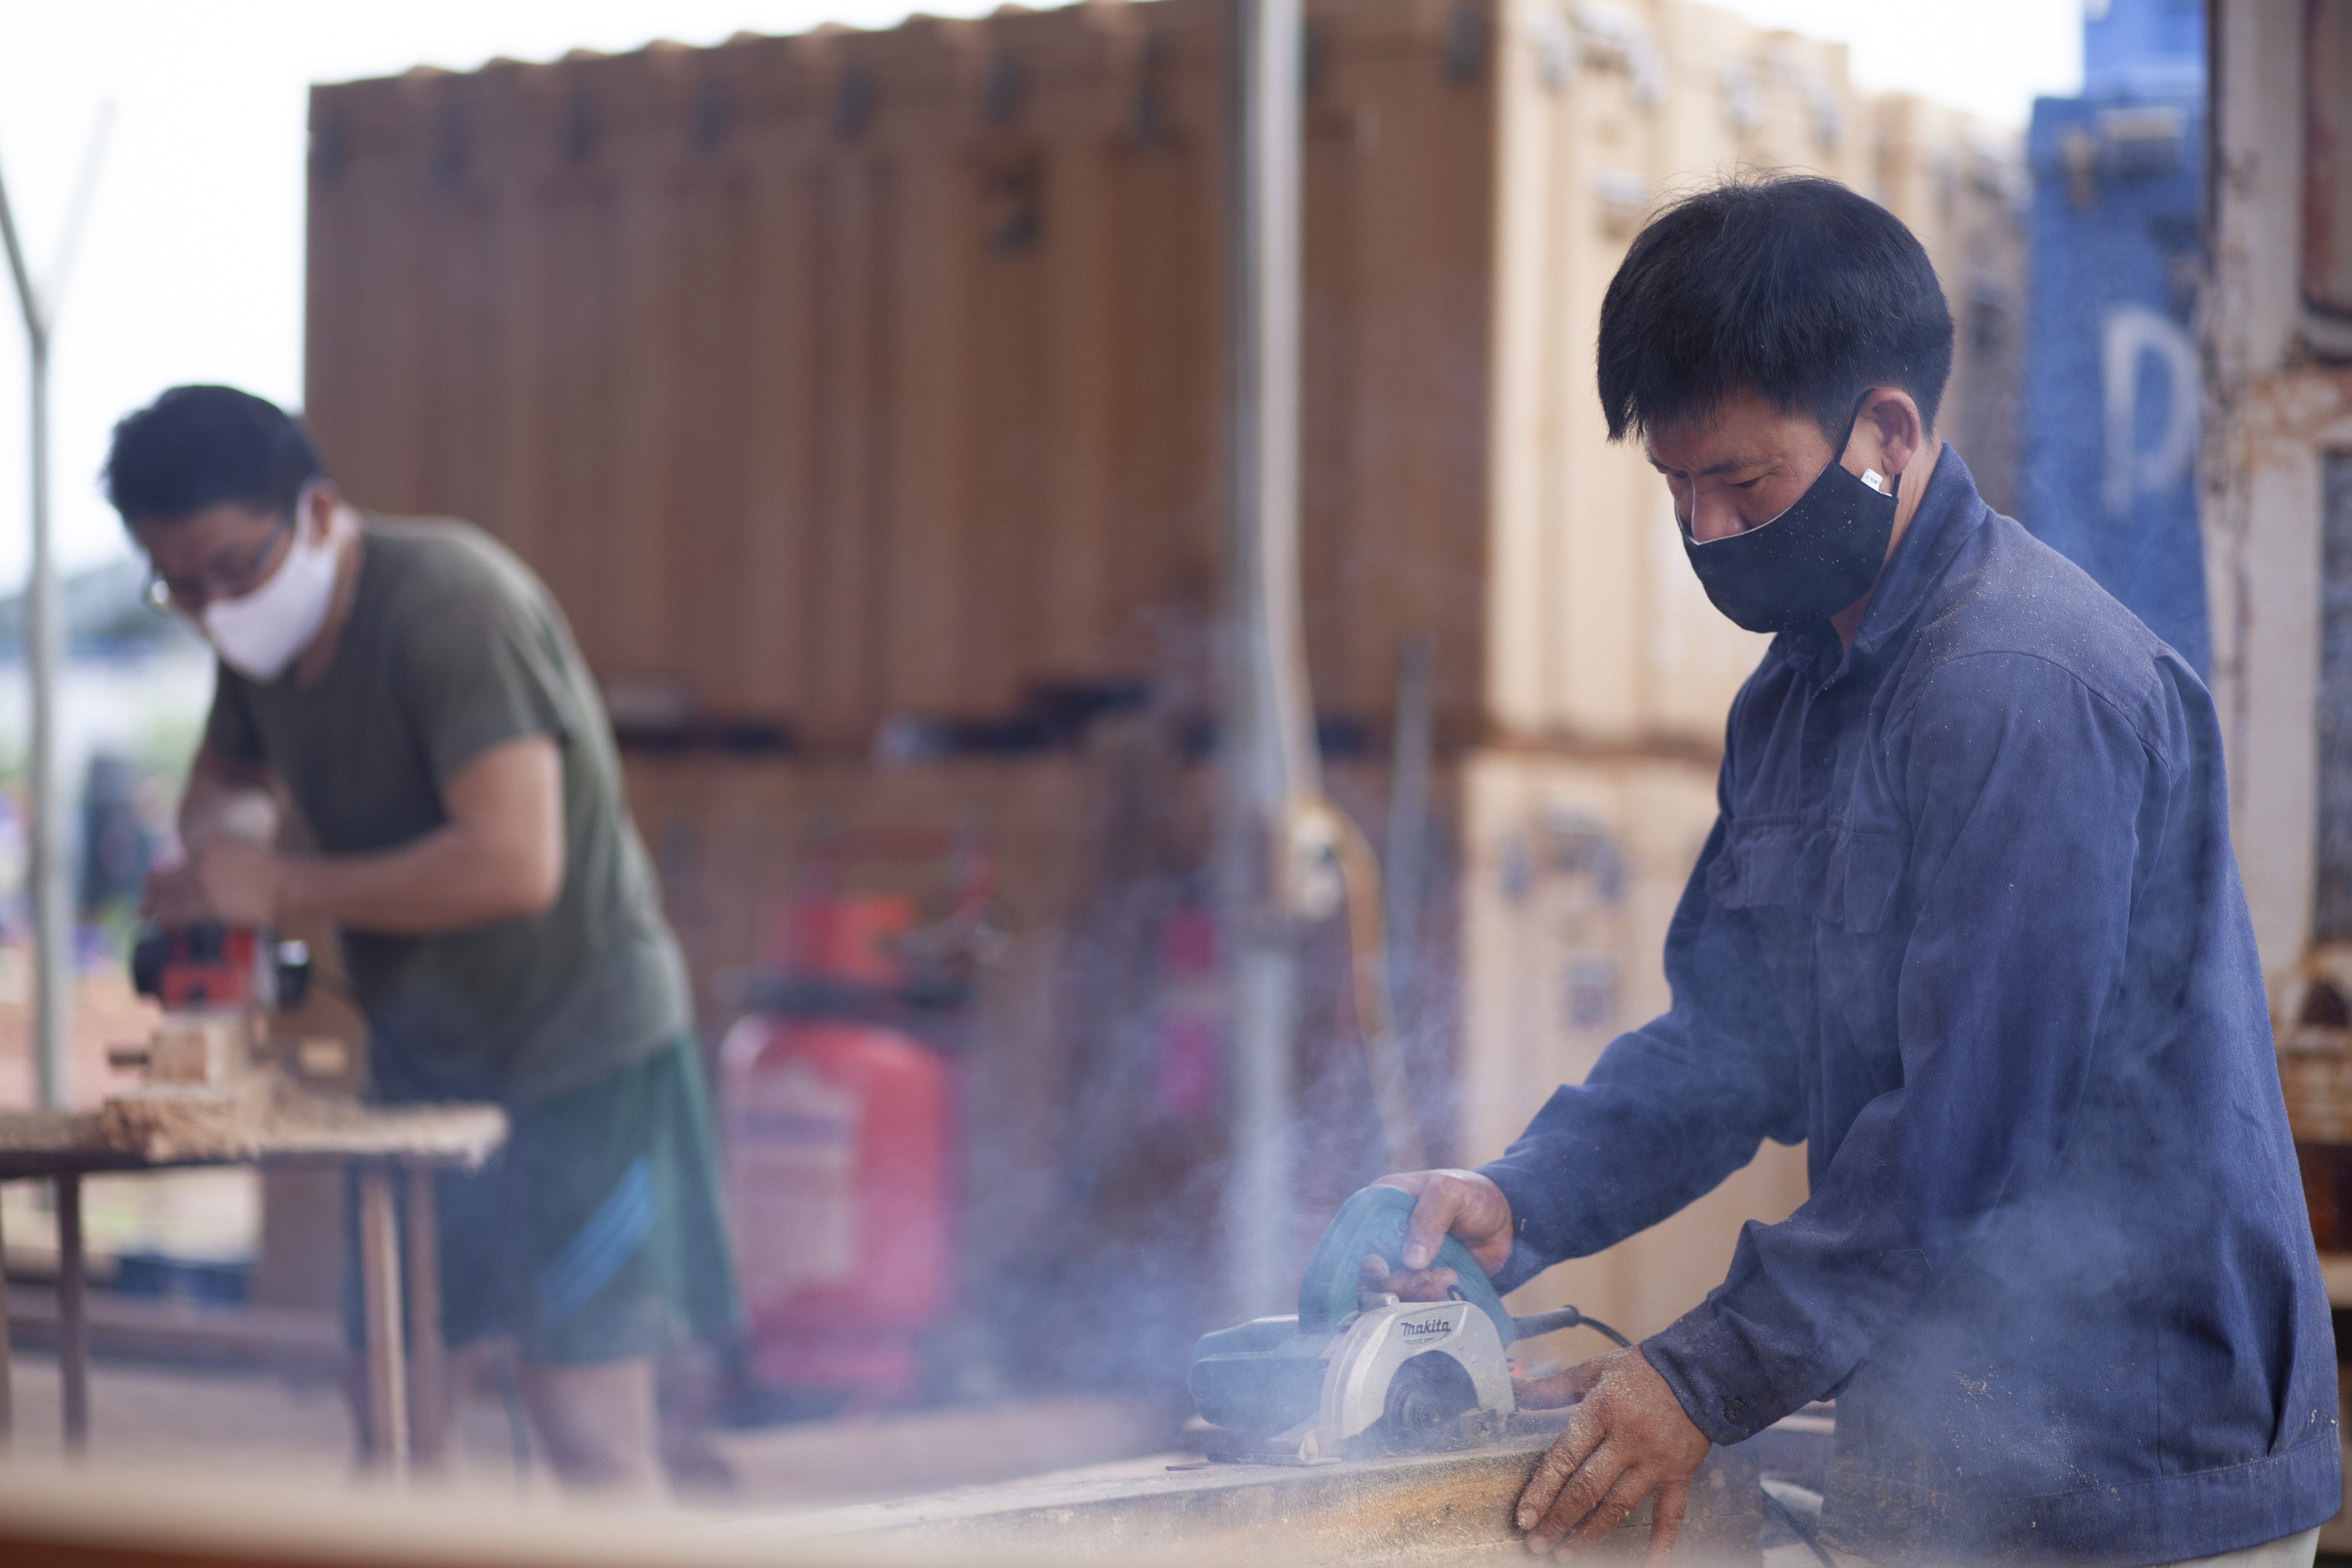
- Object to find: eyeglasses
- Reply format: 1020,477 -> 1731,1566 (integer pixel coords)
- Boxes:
143,506 -> 295,614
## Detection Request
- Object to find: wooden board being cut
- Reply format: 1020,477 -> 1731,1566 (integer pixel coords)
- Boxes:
738,1426 -> 1764,1567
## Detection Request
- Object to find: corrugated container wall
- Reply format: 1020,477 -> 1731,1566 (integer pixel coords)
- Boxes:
307,0 -> 1496,756
307,0 -> 2019,759
1483,0 -> 2023,750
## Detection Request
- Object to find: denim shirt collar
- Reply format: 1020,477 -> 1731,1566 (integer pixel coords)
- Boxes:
1779,441 -> 1986,688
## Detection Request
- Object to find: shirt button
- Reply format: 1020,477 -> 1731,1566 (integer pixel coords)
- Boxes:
1723,1398 -> 1751,1426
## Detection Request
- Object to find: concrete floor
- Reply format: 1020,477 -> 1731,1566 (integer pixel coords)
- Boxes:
3,1352 -> 541,1491
0,1348 -> 1181,1511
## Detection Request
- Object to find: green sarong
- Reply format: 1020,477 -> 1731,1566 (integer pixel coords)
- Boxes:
345,1034 -> 739,1364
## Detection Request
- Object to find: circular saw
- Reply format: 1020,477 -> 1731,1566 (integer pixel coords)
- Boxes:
1189,1184 -> 1628,1462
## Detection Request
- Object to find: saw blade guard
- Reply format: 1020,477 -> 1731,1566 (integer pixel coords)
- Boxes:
1297,1184 -> 1515,1347
1317,1298 -> 1517,1450
1189,1184 -> 1521,1438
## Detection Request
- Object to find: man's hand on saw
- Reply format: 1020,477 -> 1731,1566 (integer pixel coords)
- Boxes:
1360,1169 -> 1515,1300
142,841 -> 285,927
1511,1346 -> 1711,1561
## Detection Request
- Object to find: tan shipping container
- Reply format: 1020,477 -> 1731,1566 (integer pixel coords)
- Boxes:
303,0 -> 2025,1388
308,0 -> 2021,757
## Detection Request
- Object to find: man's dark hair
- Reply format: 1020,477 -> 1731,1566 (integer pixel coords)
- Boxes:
1596,174 -> 1955,446
103,385 -> 325,522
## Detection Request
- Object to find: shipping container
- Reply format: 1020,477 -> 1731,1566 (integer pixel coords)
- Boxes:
304,0 -> 2027,1396
2021,0 -> 2209,673
307,0 -> 2023,758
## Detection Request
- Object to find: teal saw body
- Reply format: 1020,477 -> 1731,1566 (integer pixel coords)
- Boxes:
1188,1185 -> 1519,1448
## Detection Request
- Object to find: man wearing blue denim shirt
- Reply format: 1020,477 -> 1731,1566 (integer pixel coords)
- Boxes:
1370,177 -> 2338,1563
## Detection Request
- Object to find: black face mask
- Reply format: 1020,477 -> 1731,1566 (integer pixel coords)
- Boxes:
1678,425 -> 1898,634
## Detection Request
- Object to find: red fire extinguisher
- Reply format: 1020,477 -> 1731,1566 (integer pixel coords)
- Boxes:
718,829 -> 995,1411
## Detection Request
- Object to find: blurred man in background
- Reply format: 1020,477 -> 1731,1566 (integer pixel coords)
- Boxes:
113,384 -> 736,1491
1371,178 -> 2337,1565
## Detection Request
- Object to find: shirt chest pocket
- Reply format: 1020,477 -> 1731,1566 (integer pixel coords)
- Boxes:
1705,820 -> 1909,935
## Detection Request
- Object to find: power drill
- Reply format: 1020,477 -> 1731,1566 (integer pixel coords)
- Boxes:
130,921 -> 311,1011
118,922 -> 315,1085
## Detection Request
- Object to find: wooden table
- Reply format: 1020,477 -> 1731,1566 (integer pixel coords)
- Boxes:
0,1088 -> 505,1478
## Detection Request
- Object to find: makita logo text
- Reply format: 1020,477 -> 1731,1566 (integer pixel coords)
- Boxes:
1399,1318 -> 1453,1340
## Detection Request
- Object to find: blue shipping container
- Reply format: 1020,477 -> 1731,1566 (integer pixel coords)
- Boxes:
2019,0 -> 2209,676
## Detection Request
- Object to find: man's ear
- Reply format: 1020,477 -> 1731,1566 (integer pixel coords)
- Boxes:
1857,387 -> 1926,476
302,479 -> 342,542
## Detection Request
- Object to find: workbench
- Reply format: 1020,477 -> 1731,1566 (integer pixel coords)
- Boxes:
0,1085 -> 505,1478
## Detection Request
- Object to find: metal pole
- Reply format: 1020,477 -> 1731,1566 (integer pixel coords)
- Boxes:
0,113 -> 106,1112
404,1164 -> 447,1469
55,1171 -> 86,1453
1384,633 -> 1433,1065
1222,0 -> 1313,1320
0,144 -> 71,1109
357,1164 -> 410,1483
27,337 -> 67,1109
0,1184 -> 13,1448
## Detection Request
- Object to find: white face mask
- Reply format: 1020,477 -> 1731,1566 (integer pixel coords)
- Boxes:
202,490 -> 338,682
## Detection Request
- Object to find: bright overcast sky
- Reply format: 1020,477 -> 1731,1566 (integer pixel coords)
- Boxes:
0,0 -> 2084,589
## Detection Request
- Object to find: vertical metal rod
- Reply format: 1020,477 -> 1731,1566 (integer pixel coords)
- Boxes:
1384,633 -> 1434,1081
357,1165 -> 409,1483
26,338 -> 66,1109
1222,0 -> 1313,1320
0,133 -> 80,1112
1225,943 -> 1297,1315
403,1165 -> 446,1469
0,1181 -> 14,1448
55,1171 -> 85,1453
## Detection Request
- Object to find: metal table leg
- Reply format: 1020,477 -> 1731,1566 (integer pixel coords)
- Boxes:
56,1171 -> 85,1455
404,1165 -> 445,1468
0,1182 -> 13,1448
356,1164 -> 408,1482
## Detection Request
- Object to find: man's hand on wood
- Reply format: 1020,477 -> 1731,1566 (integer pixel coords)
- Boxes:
142,841 -> 285,927
1512,1345 -> 1712,1561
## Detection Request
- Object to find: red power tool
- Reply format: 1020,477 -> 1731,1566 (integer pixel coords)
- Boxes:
116,922 -> 317,1086
130,921 -> 312,1012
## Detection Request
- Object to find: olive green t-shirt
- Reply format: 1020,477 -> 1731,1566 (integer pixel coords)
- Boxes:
203,514 -> 691,1106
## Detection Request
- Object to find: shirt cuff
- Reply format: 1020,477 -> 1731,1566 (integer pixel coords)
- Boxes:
1640,1297 -> 1793,1446
1489,1238 -> 1550,1297
1478,1157 -> 1573,1294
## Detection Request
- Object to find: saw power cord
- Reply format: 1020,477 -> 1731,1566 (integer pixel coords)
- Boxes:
1287,796 -> 1428,1173
1758,1478 -> 1839,1567
1508,1303 -> 1632,1349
